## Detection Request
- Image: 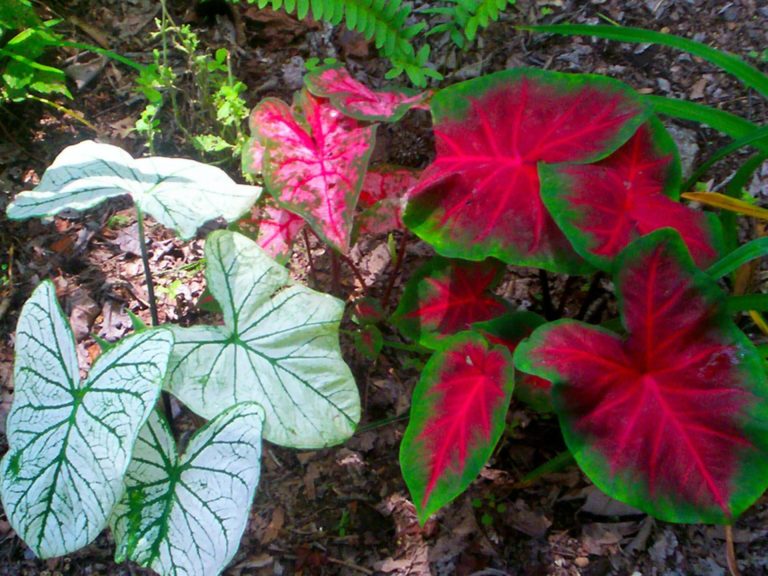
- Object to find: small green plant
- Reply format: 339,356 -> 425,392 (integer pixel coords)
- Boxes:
134,13 -> 250,158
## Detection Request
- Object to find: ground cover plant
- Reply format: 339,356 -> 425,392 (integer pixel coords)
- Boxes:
1,2 -> 768,574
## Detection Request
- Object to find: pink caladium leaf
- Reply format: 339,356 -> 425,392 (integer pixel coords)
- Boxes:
404,68 -> 650,273
514,229 -> 768,524
358,165 -> 420,235
392,257 -> 508,349
540,119 -> 722,270
254,204 -> 305,262
248,90 -> 376,252
473,311 -> 552,413
305,63 -> 431,122
400,333 -> 515,523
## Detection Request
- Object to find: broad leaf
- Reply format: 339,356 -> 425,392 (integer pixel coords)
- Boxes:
236,202 -> 305,263
392,257 -> 507,349
514,230 -> 768,523
540,120 -> 721,269
165,230 -> 360,448
474,311 -> 552,412
248,90 -> 376,252
6,140 -> 261,240
0,281 -> 173,558
358,165 -> 420,235
400,333 -> 514,523
404,68 -> 649,272
304,63 -> 430,122
111,404 -> 264,576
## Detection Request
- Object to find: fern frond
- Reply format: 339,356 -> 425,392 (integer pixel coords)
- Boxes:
425,0 -> 515,46
245,0 -> 438,86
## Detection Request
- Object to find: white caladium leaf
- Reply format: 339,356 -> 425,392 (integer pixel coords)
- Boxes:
6,140 -> 261,239
110,403 -> 264,576
165,230 -> 360,448
0,281 -> 173,559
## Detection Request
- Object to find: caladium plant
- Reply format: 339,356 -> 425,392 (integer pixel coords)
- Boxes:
392,256 -> 508,349
358,165 -> 420,235
400,332 -> 514,523
540,120 -> 722,270
403,68 -> 649,273
0,281 -> 174,558
304,63 -> 430,122
514,230 -> 768,524
473,311 -> 552,413
111,404 -> 264,576
247,89 -> 376,253
164,229 -> 361,449
5,140 -> 261,240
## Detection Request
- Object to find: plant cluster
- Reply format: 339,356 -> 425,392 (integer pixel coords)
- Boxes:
2,19 -> 768,576
216,0 -> 515,85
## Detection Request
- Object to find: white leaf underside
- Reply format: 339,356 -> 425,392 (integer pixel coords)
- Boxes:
0,281 -> 173,558
6,140 -> 261,239
110,403 -> 264,576
165,231 -> 360,448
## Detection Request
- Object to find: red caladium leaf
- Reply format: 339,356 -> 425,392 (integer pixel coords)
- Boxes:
540,119 -> 722,270
474,311 -> 552,412
404,68 -> 650,273
255,204 -> 305,262
304,63 -> 430,122
358,165 -> 420,235
248,90 -> 376,252
514,229 -> 768,524
400,333 -> 515,523
392,257 -> 508,349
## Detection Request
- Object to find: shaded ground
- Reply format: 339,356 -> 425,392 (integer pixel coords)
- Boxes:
1,0 -> 768,574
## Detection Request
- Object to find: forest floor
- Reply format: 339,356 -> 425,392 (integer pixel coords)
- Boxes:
1,0 -> 768,575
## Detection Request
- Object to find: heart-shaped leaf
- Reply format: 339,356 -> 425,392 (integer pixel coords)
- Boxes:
540,120 -> 722,270
165,230 -> 360,448
236,202 -> 305,263
248,90 -> 376,252
392,257 -> 507,349
111,403 -> 264,576
514,230 -> 768,523
474,311 -> 552,412
400,333 -> 514,523
358,165 -> 420,235
0,281 -> 173,558
404,68 -> 649,272
6,140 -> 261,240
304,63 -> 430,122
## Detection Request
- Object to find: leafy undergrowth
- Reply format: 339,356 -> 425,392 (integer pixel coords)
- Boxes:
1,0 -> 767,575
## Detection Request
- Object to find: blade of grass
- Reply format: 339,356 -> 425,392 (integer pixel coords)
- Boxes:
749,311 -> 768,336
644,96 -> 763,144
722,152 -> 768,252
728,294 -> 768,313
684,126 -> 768,190
706,237 -> 768,279
682,192 -> 768,220
519,24 -> 768,98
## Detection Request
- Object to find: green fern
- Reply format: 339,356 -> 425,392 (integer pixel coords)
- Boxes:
424,0 -> 515,49
246,0 -> 442,86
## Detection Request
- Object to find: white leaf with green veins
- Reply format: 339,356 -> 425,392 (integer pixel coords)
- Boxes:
165,230 -> 360,448
110,403 -> 264,576
5,140 -> 261,239
0,281 -> 173,559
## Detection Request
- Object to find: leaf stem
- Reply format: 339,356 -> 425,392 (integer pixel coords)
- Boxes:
515,450 -> 575,488
136,207 -> 176,435
339,252 -> 367,291
302,228 -> 318,287
538,269 -> 556,320
576,272 -> 605,321
725,525 -> 741,576
382,232 -> 408,311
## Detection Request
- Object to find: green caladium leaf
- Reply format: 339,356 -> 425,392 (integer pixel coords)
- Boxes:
165,230 -> 360,448
5,140 -> 262,240
110,403 -> 264,576
0,281 -> 173,559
